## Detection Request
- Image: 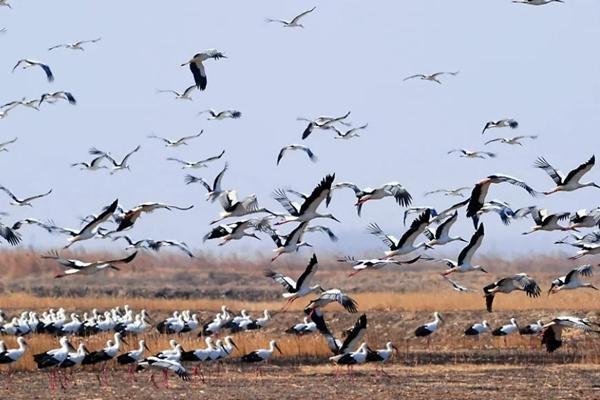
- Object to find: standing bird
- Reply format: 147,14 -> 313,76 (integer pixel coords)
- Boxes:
365,342 -> 398,374
266,6 -> 316,28
519,320 -> 544,335
181,50 -> 226,90
414,312 -> 443,348
117,340 -> 150,379
367,209 -> 432,258
156,85 -> 196,100
403,71 -> 459,84
241,340 -> 282,375
333,181 -> 412,216
534,155 -> 599,195
48,38 -> 101,51
148,131 -> 203,147
265,254 -> 322,307
0,186 -> 52,207
540,317 -> 600,352
483,273 -> 541,312
448,149 -> 496,159
441,223 -> 487,276
277,144 -> 317,165
329,343 -> 368,372
492,318 -> 520,345
465,321 -> 491,336
548,265 -> 597,294
482,119 -> 518,134
484,135 -> 538,146
0,337 -> 27,371
198,109 -> 242,120
167,150 -> 225,169
12,59 -> 54,82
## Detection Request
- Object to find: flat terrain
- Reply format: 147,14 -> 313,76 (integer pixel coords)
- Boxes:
4,364 -> 599,400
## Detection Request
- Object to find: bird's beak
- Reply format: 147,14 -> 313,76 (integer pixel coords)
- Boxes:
121,337 -> 129,346
547,287 -> 554,296
275,344 -> 282,354
144,343 -> 150,352
459,238 -> 468,243
230,339 -> 239,351
331,216 -> 340,223
110,265 -> 121,271
480,268 -> 488,273
305,243 -> 313,248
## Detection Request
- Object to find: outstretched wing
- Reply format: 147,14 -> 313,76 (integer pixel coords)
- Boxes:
533,157 -> 564,185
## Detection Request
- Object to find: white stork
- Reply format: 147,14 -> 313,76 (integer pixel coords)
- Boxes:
368,209 -> 432,258
534,155 -> 599,195
181,49 -> 226,90
484,135 -> 538,146
266,6 -> 316,28
482,119 -> 518,134
548,265 -> 597,294
265,254 -> 322,307
403,71 -> 459,84
276,144 -> 317,165
541,316 -> 600,352
513,0 -> 563,5
338,255 -> 421,277
414,312 -> 443,347
12,59 -> 54,82
483,273 -> 541,312
136,357 -> 191,388
333,181 -> 412,216
156,85 -> 196,100
0,186 -> 52,207
64,199 -> 118,248
298,111 -> 351,140
43,251 -> 138,278
167,150 -> 225,169
89,145 -> 141,174
185,162 -> 228,202
48,38 -> 101,51
268,221 -> 312,261
272,174 -> 337,224
304,288 -> 358,314
522,209 -> 573,235
424,187 -> 470,198
465,321 -> 491,336
423,211 -> 467,247
448,149 -> 496,159
198,109 -> 241,120
148,131 -> 203,147
203,219 -> 261,245
40,91 -> 77,105
441,223 -> 487,276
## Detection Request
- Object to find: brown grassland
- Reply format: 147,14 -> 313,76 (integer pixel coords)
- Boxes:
0,251 -> 597,398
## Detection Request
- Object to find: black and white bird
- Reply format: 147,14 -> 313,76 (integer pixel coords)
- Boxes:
569,243 -> 600,260
117,339 -> 149,375
82,332 -> 127,367
304,288 -> 358,314
339,255 -> 421,277
64,199 -> 119,248
484,135 -> 538,146
285,317 -> 317,335
0,221 -> 22,246
522,209 -> 572,235
569,208 -> 600,229
34,337 -> 75,369
298,111 -> 351,140
365,342 -> 398,373
268,221 -> 312,261
441,223 -> 487,276
156,85 -> 196,100
43,251 -> 138,278
368,209 -> 432,258
483,273 -> 541,312
12,59 -> 54,82
492,318 -> 519,337
48,38 -> 101,51
71,154 -> 109,171
333,181 -> 412,216
519,320 -> 544,335
277,144 -> 317,165
424,187 -> 470,198
448,149 -> 496,159
40,91 -> 77,105
548,265 -> 597,294
414,312 -> 443,347
443,277 -> 474,292
541,317 -> 600,352
313,313 -> 367,355
90,145 -> 141,174
0,186 -> 52,207
403,71 -> 459,84
265,254 -> 322,306
534,155 -> 599,195
330,124 -> 368,140
0,137 -> 17,152
329,343 -> 368,368
423,211 -> 467,247
136,357 -> 191,387
149,131 -> 203,148
465,320 -> 491,336
481,119 -> 518,134
241,340 -> 281,365
181,50 -> 226,90
513,0 -> 564,5
210,191 -> 272,225
114,202 -> 194,232
185,162 -> 228,202
0,337 -> 27,367
272,174 -> 337,224
198,109 -> 242,120
266,6 -> 316,28
203,219 -> 261,245
167,150 -> 225,169
466,174 -> 539,228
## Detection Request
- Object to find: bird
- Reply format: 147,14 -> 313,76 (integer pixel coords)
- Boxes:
148,131 -> 203,148
272,174 -> 337,224
569,243 -> 600,260
285,317 -> 317,335
211,191 -> 273,225
367,209 -> 432,258
298,111 -> 351,140
403,71 -> 459,84
522,209 -> 573,235
240,340 -> 282,374
0,186 -> 52,207
466,174 -> 539,228
114,202 -> 194,232
329,343 -> 369,371
167,150 -> 225,169
136,357 -> 191,387
2,98 -> 40,111
185,162 -> 228,202
414,312 -> 443,347
305,225 -> 338,242
443,277 -> 474,292
268,221 -> 312,261
365,342 -> 398,374
0,337 -> 27,369
71,155 -> 109,171
330,124 -> 369,140
339,255 -> 421,277
441,223 -> 487,276
117,339 -> 150,378
423,187 -> 470,197
48,38 -> 101,51
569,208 -> 600,229
198,109 -> 242,120
534,155 -> 599,195
156,85 -> 196,100
277,144 -> 317,165
540,317 -> 600,352
483,273 -> 541,312
145,240 -> 194,258
482,119 -> 519,134
12,59 -> 54,82
181,49 -> 226,90
465,321 -> 491,336
90,145 -> 141,174
265,254 -> 322,307
333,181 -> 412,216
548,265 -> 597,294
423,211 -> 467,247
304,288 -> 358,314
315,313 -> 367,356
513,0 -> 564,5
64,198 -> 119,248
266,6 -> 316,28
0,222 -> 23,246
448,149 -> 496,159
39,91 -> 77,105
519,320 -> 544,335
492,318 -> 519,338
43,251 -> 138,278
484,135 -> 538,146
203,219 -> 261,245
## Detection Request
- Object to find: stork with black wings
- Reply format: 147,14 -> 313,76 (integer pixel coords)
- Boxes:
265,254 -> 322,309
272,174 -> 338,224
367,208 -> 432,258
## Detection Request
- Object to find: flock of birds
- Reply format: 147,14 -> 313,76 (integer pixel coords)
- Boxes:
0,0 -> 598,390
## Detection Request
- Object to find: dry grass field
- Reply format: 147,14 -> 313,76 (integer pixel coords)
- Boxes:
0,252 -> 597,398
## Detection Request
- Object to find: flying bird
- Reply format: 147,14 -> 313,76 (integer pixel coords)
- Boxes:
43,251 -> 138,278
90,145 -> 141,174
12,59 -> 54,82
540,317 -> 599,352
0,137 -> 17,152
148,131 -> 203,147
266,6 -> 316,28
484,135 -> 538,146
522,209 -> 573,235
277,145 -> 317,165
513,0 -> 564,5
548,265 -> 597,294
483,273 -> 541,312
64,199 -> 119,248
181,49 -> 226,90
185,162 -> 228,202
482,119 -> 518,134
441,223 -> 487,276
330,124 -> 368,140
403,71 -> 459,84
271,174 -> 337,224
424,187 -> 470,197
298,111 -> 351,140
265,254 -> 322,307
198,109 -> 242,120
40,91 -> 76,105
167,150 -> 225,169
0,186 -> 52,207
333,181 -> 412,216
367,209 -> 432,258
448,149 -> 496,159
156,85 -> 196,100
534,155 -> 599,195
48,38 -> 101,51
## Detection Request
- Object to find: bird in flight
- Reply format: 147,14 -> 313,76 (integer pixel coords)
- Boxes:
12,59 -> 54,82
484,135 -> 538,146
266,7 -> 316,28
48,38 -> 101,51
156,85 -> 196,101
403,71 -> 459,84
181,50 -> 226,90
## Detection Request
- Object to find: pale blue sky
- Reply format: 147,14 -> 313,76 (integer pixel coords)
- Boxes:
0,0 -> 599,259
